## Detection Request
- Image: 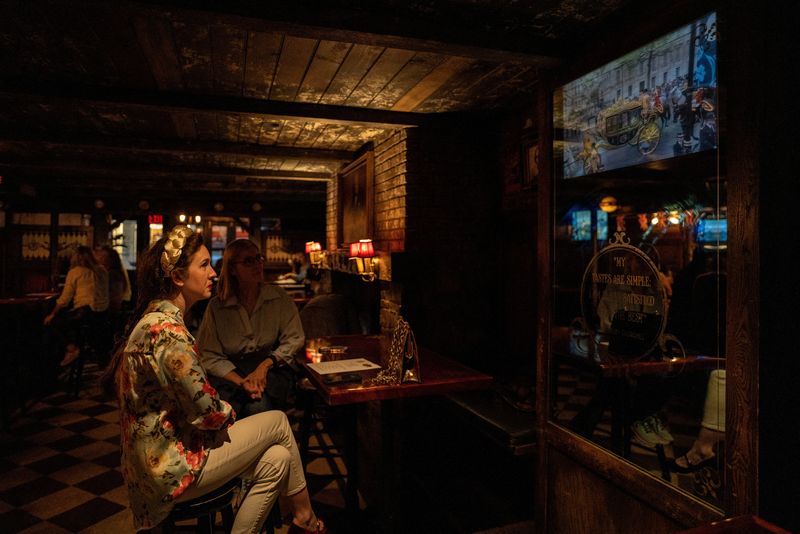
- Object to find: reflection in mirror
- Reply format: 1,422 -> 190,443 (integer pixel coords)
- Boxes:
550,188 -> 726,508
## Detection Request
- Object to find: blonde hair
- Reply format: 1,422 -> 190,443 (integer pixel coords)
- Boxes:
72,245 -> 104,278
216,239 -> 260,302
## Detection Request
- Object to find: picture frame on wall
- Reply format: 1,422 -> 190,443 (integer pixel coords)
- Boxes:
338,151 -> 375,247
522,135 -> 540,191
503,148 -> 522,195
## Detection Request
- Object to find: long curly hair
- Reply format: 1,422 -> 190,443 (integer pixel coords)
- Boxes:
100,227 -> 204,397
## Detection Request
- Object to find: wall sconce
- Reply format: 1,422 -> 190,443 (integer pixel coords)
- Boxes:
349,239 -> 377,282
305,241 -> 323,267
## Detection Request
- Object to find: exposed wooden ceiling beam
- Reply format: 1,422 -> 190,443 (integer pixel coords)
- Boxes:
0,84 -> 429,129
0,133 -> 355,163
126,0 -> 563,67
8,172 -> 327,197
0,160 -> 332,182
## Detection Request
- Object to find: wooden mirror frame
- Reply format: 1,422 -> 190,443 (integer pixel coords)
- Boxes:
534,3 -> 759,531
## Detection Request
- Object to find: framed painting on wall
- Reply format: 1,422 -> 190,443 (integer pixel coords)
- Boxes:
522,135 -> 540,191
338,151 -> 375,247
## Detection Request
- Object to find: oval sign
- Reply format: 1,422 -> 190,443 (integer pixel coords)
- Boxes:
580,232 -> 667,361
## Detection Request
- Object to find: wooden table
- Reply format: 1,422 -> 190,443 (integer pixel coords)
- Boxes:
297,334 -> 492,525
300,335 -> 492,405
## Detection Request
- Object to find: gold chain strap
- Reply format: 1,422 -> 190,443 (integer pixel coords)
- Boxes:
367,317 -> 411,386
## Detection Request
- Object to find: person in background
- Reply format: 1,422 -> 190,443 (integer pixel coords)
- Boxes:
94,245 -> 132,311
277,252 -> 309,283
198,239 -> 304,417
43,245 -> 109,366
102,225 -> 325,533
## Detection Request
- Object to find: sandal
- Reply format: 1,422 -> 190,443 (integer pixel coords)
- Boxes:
668,452 -> 716,474
287,517 -> 326,534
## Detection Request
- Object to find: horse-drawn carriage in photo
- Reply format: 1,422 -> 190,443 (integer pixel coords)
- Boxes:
595,98 -> 662,156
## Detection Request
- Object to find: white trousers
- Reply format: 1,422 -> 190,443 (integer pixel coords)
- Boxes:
701,369 -> 726,432
176,410 -> 306,534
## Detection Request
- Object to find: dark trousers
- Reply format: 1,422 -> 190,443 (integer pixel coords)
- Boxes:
209,357 -> 296,418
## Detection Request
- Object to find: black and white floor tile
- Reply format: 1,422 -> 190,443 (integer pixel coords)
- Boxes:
0,364 -> 348,533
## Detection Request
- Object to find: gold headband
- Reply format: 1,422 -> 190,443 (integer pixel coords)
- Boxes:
161,225 -> 195,277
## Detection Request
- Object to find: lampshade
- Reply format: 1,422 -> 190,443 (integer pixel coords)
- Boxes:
350,239 -> 374,258
305,241 -> 314,254
306,241 -> 321,254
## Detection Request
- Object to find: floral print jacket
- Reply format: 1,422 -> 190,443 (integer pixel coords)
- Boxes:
118,300 -> 235,531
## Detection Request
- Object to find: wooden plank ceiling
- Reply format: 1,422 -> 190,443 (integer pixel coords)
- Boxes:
0,0 -> 633,206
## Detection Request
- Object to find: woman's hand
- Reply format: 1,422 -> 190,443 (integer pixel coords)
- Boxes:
242,360 -> 270,399
43,313 -> 54,326
241,378 -> 264,400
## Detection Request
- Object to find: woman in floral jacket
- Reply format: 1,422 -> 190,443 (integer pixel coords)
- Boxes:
104,226 -> 325,533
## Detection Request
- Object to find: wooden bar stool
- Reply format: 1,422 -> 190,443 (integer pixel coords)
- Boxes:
160,478 -> 239,534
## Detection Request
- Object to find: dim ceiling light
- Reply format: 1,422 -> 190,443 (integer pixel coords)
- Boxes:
599,196 -> 618,213
179,213 -> 187,223
195,215 -> 201,223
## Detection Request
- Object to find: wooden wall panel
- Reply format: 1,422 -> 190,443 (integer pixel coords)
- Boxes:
548,447 -> 682,534
719,3 -> 759,517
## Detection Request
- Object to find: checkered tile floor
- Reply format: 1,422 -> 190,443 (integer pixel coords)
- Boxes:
0,364 -> 349,533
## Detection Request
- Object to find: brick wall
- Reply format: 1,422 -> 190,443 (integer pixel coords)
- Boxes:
373,129 -> 407,253
325,178 -> 337,251
324,117 -> 524,373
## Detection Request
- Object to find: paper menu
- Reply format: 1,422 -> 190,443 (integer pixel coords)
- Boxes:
306,358 -> 381,375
